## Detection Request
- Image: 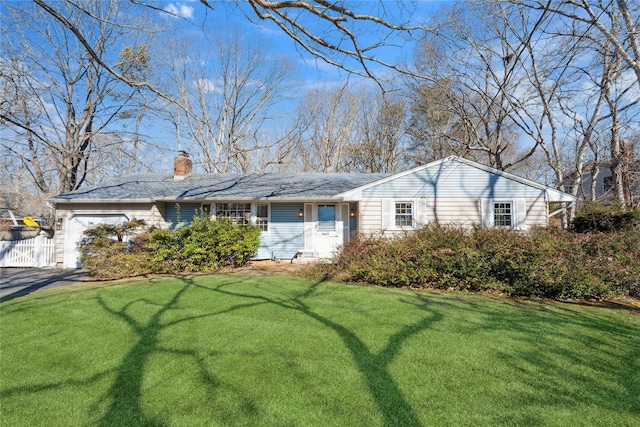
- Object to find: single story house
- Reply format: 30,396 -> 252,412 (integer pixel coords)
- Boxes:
50,153 -> 577,268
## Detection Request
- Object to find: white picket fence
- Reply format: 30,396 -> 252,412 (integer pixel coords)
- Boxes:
0,233 -> 55,267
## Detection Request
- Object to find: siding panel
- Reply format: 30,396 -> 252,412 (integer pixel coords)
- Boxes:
359,199 -> 382,234
421,199 -> 482,225
360,196 -> 548,234
165,203 -> 202,227
363,161 -> 544,199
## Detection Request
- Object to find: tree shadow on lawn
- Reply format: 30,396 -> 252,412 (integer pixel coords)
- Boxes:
94,275 -> 266,427
6,276 -> 636,426
91,275 -> 442,426
430,296 -> 640,425
202,278 -> 443,427
0,276 -> 265,427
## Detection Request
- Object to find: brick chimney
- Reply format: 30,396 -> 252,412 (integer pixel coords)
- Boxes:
174,151 -> 192,180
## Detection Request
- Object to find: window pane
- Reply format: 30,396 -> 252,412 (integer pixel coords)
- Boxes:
256,203 -> 268,232
318,205 -> 335,231
216,203 -> 251,225
494,202 -> 512,227
395,202 -> 413,227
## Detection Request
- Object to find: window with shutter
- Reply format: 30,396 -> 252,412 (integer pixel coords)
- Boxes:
395,202 -> 413,227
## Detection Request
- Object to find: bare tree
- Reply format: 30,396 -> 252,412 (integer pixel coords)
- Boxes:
517,0 -> 640,90
294,85 -> 360,172
347,91 -> 408,173
505,1 -> 639,209
32,0 -> 438,92
161,29 -> 295,173
411,2 -> 539,171
0,1 -> 155,196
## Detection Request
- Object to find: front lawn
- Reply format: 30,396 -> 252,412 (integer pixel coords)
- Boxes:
1,274 -> 639,426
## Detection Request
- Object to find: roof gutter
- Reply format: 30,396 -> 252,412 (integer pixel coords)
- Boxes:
50,198 -> 157,204
155,197 -> 347,202
51,197 -> 350,204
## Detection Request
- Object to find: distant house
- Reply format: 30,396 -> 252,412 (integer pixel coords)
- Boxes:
49,154 -> 577,268
567,161 -> 639,207
568,163 -> 615,203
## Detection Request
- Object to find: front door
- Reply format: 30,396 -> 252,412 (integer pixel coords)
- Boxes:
314,204 -> 347,258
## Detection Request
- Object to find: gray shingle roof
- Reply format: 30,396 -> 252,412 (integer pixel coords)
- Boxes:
50,173 -> 389,203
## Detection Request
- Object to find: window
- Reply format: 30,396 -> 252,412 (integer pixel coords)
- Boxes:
256,203 -> 269,232
318,205 -> 336,231
395,202 -> 413,227
603,176 -> 613,193
494,202 -> 512,228
216,203 -> 251,225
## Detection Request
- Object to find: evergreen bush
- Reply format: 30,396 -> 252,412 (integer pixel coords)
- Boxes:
79,219 -> 154,279
79,215 -> 261,279
571,203 -> 640,233
324,224 -> 640,300
150,215 -> 260,273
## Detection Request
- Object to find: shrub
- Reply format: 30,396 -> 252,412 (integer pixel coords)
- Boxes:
79,215 -> 261,278
150,215 -> 261,273
325,224 -> 640,300
571,203 -> 640,233
79,219 -> 154,279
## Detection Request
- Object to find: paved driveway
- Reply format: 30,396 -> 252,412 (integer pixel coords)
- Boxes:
0,268 -> 89,301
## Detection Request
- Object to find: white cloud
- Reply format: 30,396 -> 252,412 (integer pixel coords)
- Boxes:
164,3 -> 194,19
194,78 -> 218,93
618,69 -> 640,104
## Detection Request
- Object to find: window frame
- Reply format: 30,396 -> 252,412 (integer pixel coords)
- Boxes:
394,201 -> 414,229
215,202 -> 252,225
317,204 -> 337,232
255,203 -> 269,233
493,201 -> 514,229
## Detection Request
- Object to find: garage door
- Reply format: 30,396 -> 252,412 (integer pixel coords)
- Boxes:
64,214 -> 129,269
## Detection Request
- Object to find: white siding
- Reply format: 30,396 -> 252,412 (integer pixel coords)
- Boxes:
362,161 -> 545,199
421,198 -> 482,226
359,196 -> 548,236
523,197 -> 547,229
359,199 -> 382,235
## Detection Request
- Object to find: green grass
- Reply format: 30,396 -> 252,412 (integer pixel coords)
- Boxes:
1,274 -> 639,426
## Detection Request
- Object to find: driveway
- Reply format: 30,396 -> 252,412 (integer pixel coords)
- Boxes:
0,268 -> 90,301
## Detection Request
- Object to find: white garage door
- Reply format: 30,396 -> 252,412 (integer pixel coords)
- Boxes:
64,214 -> 129,269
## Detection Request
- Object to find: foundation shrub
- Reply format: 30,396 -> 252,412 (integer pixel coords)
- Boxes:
79,220 -> 155,279
149,215 -> 260,273
79,216 -> 261,278
332,235 -> 410,286
330,225 -> 639,300
578,230 -> 640,296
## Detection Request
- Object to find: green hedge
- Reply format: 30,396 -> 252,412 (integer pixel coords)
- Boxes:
571,203 -> 640,233
322,224 -> 640,300
79,216 -> 261,279
150,215 -> 260,273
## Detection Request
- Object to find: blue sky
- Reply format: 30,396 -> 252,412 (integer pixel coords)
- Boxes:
0,0 -> 450,175
158,1 -> 447,87
134,1 -> 450,165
